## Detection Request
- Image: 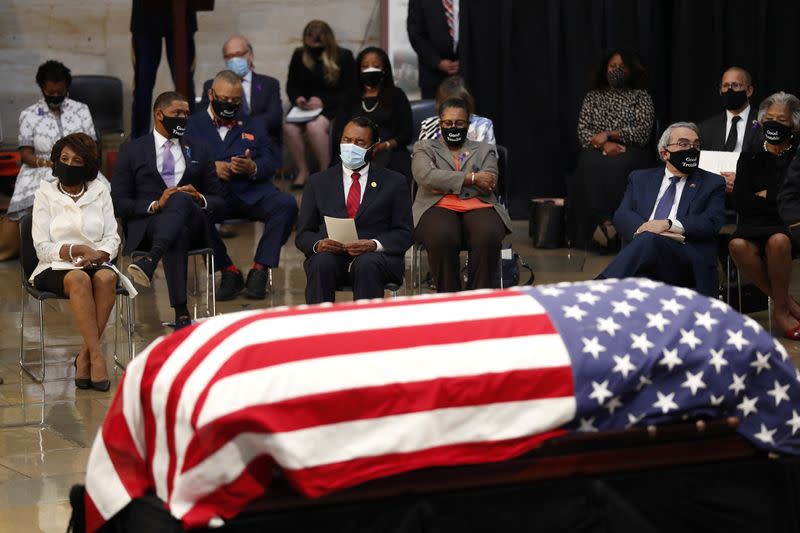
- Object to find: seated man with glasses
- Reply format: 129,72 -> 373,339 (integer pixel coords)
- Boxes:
698,66 -> 760,193
186,69 -> 298,300
597,122 -> 725,296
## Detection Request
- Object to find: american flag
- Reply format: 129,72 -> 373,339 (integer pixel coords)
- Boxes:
84,279 -> 800,531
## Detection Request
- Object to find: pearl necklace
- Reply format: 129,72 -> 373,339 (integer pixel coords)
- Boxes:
58,183 -> 86,198
763,140 -> 794,156
361,98 -> 379,113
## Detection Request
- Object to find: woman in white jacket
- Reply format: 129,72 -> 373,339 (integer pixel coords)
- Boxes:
31,133 -> 120,391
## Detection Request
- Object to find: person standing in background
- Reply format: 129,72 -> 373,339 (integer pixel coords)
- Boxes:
130,0 -> 198,138
698,67 -> 760,193
407,0 -> 460,99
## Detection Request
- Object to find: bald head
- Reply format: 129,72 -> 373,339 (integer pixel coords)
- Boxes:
223,35 -> 253,65
721,66 -> 752,87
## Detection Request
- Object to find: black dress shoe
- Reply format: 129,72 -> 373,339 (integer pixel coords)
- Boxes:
128,256 -> 156,287
245,268 -> 269,299
73,355 -> 90,390
90,379 -> 111,392
174,315 -> 193,330
216,269 -> 244,301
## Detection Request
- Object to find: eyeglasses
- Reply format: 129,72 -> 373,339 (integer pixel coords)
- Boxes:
666,141 -> 701,150
440,120 -> 467,128
721,82 -> 748,91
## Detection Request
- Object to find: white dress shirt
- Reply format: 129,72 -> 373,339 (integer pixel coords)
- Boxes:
149,129 -> 205,212
312,164 -> 383,252
725,104 -> 750,153
153,128 -> 186,183
242,70 -> 252,110
648,170 -> 686,234
30,179 -> 120,281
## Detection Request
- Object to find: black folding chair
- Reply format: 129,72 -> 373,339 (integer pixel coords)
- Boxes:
18,214 -> 134,382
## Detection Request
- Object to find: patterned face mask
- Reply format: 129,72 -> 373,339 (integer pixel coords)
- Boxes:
607,68 -> 629,89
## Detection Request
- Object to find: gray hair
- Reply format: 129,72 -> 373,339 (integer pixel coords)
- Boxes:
757,91 -> 800,132
212,69 -> 242,87
222,35 -> 253,57
657,121 -> 700,155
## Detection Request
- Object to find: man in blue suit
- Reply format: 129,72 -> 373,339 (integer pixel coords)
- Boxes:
112,91 -> 225,329
187,70 -> 297,300
296,116 -> 413,304
198,36 -> 283,143
598,122 -> 726,296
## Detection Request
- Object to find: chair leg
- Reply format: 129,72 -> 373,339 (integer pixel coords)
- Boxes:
498,257 -> 504,289
20,299 -> 46,383
209,253 -> 216,316
768,296 -> 774,334
736,262 -> 743,313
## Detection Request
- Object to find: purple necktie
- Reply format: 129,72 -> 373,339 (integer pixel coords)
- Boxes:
653,176 -> 680,220
162,140 -> 175,187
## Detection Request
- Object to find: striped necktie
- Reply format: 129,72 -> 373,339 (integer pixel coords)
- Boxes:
442,0 -> 455,38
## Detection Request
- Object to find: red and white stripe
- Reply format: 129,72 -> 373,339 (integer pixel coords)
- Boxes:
85,290 -> 575,531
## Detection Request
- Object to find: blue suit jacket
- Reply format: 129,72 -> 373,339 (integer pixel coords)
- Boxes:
295,165 -> 414,258
613,166 -> 726,296
185,110 -> 282,206
199,73 -> 282,140
110,133 -> 225,254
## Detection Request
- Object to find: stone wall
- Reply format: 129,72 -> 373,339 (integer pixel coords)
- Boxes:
0,0 -> 381,143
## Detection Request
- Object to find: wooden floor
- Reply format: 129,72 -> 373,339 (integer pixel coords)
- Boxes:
1,183 -> 799,531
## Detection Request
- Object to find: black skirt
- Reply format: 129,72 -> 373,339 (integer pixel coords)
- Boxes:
33,266 -> 116,297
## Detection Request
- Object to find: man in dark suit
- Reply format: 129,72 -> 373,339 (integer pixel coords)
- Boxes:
112,91 -> 225,329
296,116 -> 413,304
598,122 -> 726,297
187,70 -> 298,301
198,36 -> 283,144
698,66 -> 760,193
407,0 -> 460,99
130,0 -> 198,138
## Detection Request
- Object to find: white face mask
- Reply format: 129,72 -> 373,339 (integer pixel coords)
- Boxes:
340,143 -> 374,170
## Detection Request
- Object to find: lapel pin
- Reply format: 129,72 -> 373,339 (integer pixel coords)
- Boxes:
371,181 -> 377,188
689,183 -> 697,188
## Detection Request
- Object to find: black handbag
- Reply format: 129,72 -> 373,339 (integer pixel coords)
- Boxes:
494,244 -> 535,288
529,198 -> 565,248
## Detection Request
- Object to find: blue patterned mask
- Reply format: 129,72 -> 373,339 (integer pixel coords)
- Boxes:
226,57 -> 250,78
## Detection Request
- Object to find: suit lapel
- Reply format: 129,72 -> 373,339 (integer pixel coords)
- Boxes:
431,140 -> 457,170
224,121 -> 244,150
742,106 -> 757,148
332,166 -> 348,218
177,139 -> 193,185
676,171 -> 700,216
642,167 -> 663,217
355,167 -> 380,220
145,133 -> 166,190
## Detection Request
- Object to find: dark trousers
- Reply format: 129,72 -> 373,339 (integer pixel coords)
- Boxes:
415,207 -> 506,292
131,31 -> 196,138
141,193 -> 207,308
210,187 -> 298,270
304,251 -> 404,304
598,232 -> 696,288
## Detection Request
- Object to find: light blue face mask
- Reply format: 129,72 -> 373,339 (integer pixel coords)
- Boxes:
340,143 -> 374,170
226,56 -> 250,78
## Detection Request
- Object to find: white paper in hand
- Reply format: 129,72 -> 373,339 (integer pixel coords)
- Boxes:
324,216 -> 359,244
699,150 -> 740,174
286,106 -> 324,123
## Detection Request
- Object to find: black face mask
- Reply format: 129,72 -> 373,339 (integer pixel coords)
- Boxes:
721,89 -> 748,111
211,99 -> 240,120
441,126 -> 469,147
43,94 -> 66,109
607,68 -> 629,89
360,70 -> 384,88
762,120 -> 792,145
160,114 -> 187,139
54,161 -> 92,187
667,148 -> 700,174
307,46 -> 324,58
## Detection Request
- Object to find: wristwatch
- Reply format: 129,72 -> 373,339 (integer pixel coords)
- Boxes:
666,219 -> 673,230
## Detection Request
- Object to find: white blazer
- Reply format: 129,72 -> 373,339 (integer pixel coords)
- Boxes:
30,179 -> 120,281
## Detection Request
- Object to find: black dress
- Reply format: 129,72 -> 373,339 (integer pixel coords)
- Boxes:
332,86 -> 414,180
286,47 -> 355,120
568,88 -> 656,248
731,143 -> 797,250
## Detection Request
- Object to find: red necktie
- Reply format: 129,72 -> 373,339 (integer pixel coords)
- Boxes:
442,0 -> 455,37
346,172 -> 361,218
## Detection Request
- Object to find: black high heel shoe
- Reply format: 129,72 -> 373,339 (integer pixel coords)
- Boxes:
90,379 -> 111,392
73,355 -> 90,390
